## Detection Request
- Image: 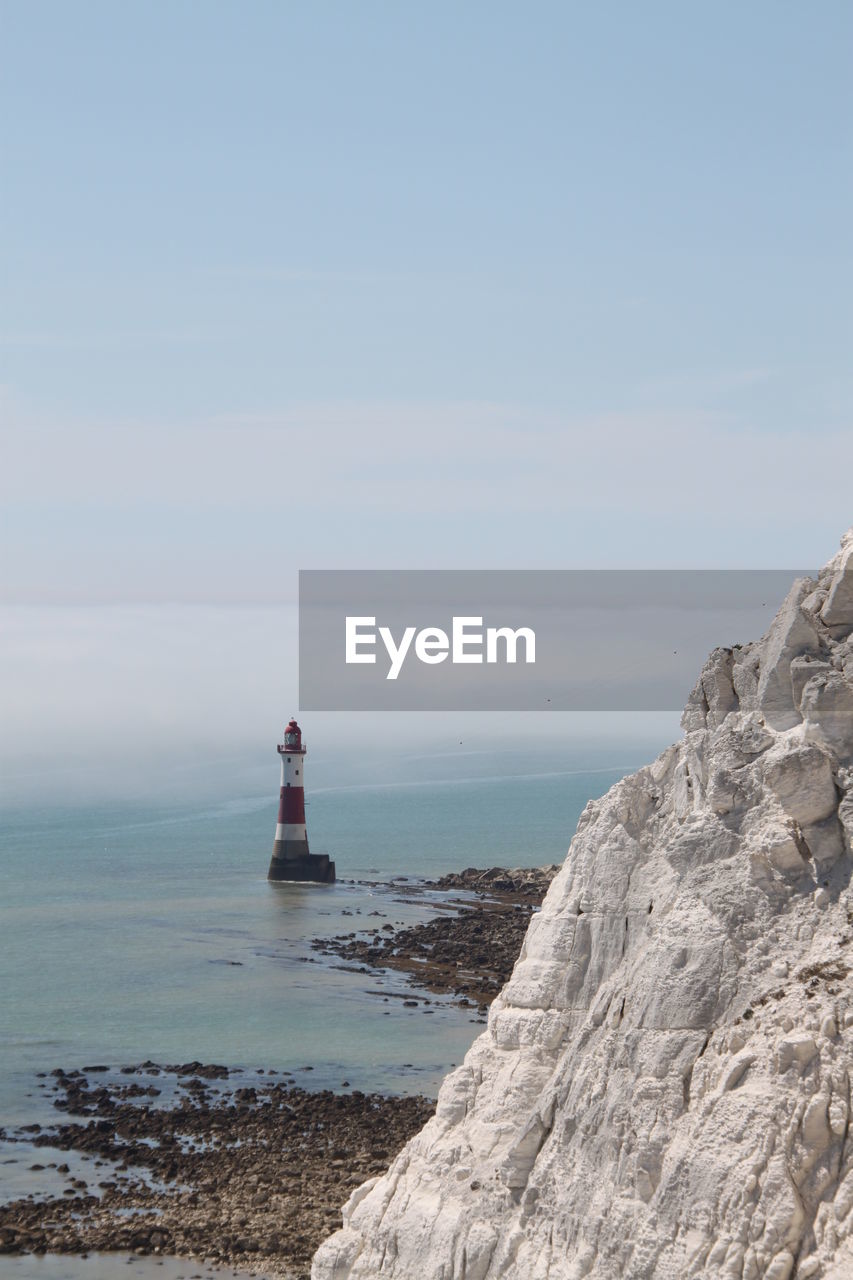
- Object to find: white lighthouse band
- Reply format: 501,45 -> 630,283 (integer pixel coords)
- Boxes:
275,822 -> 307,843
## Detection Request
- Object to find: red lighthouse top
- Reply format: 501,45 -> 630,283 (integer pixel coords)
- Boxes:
278,718 -> 305,755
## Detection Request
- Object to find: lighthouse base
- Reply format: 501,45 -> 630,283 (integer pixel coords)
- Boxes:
268,841 -> 336,884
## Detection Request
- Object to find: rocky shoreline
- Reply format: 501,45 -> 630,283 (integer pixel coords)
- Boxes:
0,866 -> 556,1279
312,865 -> 559,1013
0,1065 -> 434,1280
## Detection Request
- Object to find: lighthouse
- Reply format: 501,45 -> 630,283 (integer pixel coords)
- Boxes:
268,719 -> 335,883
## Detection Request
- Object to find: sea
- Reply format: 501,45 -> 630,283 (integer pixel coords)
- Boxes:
0,727 -> 674,1278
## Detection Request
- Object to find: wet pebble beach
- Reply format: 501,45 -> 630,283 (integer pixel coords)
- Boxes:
1,867 -> 557,1279
1,1066 -> 434,1280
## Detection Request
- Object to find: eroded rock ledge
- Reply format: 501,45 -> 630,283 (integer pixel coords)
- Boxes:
313,529 -> 853,1280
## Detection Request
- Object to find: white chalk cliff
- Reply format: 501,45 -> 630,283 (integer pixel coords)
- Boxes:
313,531 -> 853,1280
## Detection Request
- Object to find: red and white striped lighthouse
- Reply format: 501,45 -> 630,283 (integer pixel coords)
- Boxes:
268,719 -> 335,883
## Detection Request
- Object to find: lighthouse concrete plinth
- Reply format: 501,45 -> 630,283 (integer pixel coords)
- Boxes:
268,849 -> 336,883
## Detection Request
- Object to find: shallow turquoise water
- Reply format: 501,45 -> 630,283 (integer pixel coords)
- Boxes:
0,733 -> 668,1224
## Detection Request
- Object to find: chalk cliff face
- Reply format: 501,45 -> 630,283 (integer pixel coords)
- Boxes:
313,531 -> 853,1280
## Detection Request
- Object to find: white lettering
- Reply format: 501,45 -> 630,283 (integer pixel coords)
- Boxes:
415,627 -> 449,664
379,625 -> 416,680
345,616 -> 377,663
344,617 -> 536,679
452,616 -> 484,664
486,625 -> 536,664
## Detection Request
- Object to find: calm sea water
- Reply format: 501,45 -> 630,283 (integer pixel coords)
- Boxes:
0,731 -> 669,1275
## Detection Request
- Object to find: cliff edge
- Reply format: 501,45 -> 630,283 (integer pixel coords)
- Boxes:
313,531 -> 853,1280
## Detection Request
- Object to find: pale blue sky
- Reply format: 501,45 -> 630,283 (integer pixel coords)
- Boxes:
1,3 -> 851,784
3,1 -> 852,597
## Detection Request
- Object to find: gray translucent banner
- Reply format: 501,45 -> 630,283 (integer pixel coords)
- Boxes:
298,570 -> 812,711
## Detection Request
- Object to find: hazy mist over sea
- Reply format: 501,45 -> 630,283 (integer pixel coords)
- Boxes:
1,599 -> 681,805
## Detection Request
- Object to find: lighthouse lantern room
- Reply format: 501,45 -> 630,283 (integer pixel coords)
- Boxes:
268,719 -> 335,883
